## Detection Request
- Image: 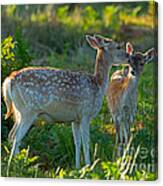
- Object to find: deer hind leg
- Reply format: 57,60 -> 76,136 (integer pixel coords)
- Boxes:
10,111 -> 37,156
7,111 -> 37,176
80,116 -> 91,166
8,122 -> 19,142
72,122 -> 81,169
8,109 -> 21,142
117,124 -> 124,157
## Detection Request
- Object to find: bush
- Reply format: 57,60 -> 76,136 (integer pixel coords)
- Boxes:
1,31 -> 32,141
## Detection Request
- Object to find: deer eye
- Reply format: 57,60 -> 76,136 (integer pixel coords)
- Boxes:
136,56 -> 142,61
140,63 -> 144,66
116,46 -> 121,50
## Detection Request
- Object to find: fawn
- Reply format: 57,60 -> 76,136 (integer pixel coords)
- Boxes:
107,42 -> 156,155
3,34 -> 129,169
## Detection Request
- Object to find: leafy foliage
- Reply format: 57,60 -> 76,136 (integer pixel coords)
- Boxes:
1,31 -> 32,140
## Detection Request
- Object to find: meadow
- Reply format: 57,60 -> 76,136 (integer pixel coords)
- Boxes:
1,2 -> 158,180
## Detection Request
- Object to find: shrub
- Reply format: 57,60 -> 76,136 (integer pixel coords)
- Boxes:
1,30 -> 32,140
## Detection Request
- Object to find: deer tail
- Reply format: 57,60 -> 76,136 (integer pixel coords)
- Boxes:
2,77 -> 13,119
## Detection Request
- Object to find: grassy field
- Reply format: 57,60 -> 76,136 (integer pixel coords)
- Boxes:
1,2 -> 158,180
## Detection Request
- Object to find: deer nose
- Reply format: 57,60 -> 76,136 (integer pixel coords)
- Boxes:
131,70 -> 136,76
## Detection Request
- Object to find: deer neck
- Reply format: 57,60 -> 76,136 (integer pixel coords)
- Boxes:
94,49 -> 112,92
128,73 -> 139,92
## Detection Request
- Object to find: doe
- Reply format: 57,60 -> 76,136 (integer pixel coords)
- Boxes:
3,34 -> 129,168
107,43 -> 156,155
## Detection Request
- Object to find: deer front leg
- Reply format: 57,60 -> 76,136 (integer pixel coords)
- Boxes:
115,117 -> 123,157
123,121 -> 128,144
72,122 -> 81,169
80,116 -> 91,166
115,123 -> 120,145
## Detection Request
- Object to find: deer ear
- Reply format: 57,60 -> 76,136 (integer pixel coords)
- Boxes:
94,35 -> 113,49
94,34 -> 105,43
126,42 -> 134,55
86,35 -> 99,49
144,48 -> 157,64
94,34 -> 112,43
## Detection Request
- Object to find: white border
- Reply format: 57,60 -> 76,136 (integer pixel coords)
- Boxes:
0,0 -> 162,186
